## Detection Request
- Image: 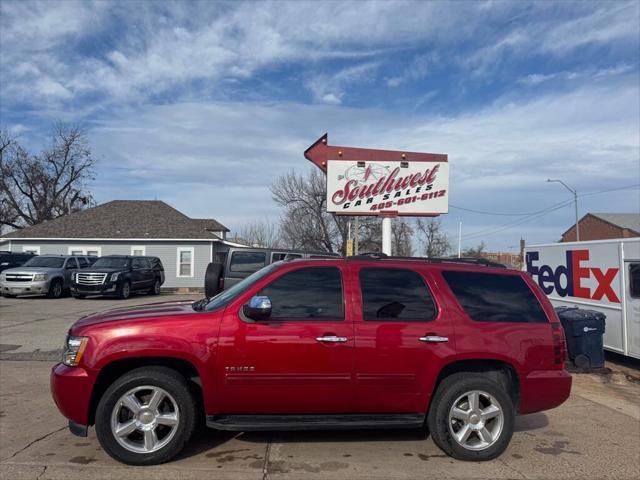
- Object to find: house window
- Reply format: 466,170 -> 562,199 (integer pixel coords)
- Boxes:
22,246 -> 40,255
177,247 -> 194,277
131,246 -> 146,256
68,246 -> 102,257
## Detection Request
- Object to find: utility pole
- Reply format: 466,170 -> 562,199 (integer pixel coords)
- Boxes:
354,216 -> 359,255
458,221 -> 462,258
382,217 -> 392,255
547,179 -> 579,241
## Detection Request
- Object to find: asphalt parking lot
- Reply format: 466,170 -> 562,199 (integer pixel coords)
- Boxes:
1,295 -> 639,479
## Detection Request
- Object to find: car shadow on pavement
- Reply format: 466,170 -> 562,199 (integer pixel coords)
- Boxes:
514,412 -> 549,432
241,428 -> 429,444
173,427 -> 430,461
173,429 -> 241,461
176,415 -> 548,461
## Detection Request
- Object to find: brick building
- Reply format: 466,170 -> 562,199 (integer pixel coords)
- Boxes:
561,213 -> 640,242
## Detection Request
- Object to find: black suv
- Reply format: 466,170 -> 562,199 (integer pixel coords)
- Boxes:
71,255 -> 165,299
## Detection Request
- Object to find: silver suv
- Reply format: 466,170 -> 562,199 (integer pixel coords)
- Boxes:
0,255 -> 95,299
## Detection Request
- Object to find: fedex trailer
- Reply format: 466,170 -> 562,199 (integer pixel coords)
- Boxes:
525,238 -> 640,360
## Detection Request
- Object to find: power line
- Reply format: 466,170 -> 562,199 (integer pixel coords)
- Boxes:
460,184 -> 639,241
451,184 -> 639,217
461,200 -> 573,241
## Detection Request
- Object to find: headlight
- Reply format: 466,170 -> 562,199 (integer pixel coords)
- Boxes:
62,336 -> 89,367
33,273 -> 48,281
71,272 -> 76,281
110,272 -> 120,282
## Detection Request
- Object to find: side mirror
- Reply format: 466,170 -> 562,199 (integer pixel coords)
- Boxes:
243,295 -> 272,321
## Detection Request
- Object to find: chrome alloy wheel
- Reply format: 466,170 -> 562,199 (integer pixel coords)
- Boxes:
110,386 -> 179,454
448,390 -> 504,451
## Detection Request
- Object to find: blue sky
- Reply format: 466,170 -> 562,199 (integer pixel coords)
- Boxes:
1,0 -> 639,251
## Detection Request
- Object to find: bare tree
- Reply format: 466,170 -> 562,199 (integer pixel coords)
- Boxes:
233,220 -> 281,248
271,169 -> 348,253
416,218 -> 451,257
391,219 -> 414,256
0,123 -> 95,229
463,241 -> 487,258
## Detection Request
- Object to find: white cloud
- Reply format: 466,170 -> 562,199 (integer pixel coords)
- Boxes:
2,1 -> 637,105
518,64 -> 635,86
306,62 -> 381,104
385,53 -> 436,88
87,81 -> 639,246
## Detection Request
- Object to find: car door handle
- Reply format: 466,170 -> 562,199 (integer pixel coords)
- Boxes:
316,335 -> 348,343
419,335 -> 449,343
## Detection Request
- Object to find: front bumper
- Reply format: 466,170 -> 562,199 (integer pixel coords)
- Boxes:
519,369 -> 572,414
1,280 -> 50,296
71,281 -> 119,296
50,363 -> 96,426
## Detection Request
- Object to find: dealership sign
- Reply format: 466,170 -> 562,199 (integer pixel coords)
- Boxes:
304,134 -> 449,217
326,160 -> 449,215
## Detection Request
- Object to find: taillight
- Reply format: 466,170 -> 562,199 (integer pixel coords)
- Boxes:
552,323 -> 567,368
218,277 -> 224,291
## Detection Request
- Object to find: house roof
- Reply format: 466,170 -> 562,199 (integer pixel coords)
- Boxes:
1,200 -> 229,240
562,212 -> 640,236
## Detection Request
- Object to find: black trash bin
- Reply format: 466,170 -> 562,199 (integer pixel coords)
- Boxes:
555,307 -> 606,369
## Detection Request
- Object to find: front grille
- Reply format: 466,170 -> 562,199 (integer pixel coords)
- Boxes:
77,273 -> 107,285
5,273 -> 34,282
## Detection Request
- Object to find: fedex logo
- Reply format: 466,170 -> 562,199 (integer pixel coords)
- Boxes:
526,249 -> 620,303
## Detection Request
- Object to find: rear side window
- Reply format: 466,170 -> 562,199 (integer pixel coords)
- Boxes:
259,267 -> 344,320
271,252 -> 302,262
442,271 -> 548,323
360,268 -> 436,321
230,252 -> 266,273
151,258 -> 164,271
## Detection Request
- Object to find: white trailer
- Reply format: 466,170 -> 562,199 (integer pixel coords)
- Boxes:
524,238 -> 640,359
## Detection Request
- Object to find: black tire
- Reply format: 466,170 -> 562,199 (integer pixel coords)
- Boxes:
119,281 -> 131,300
95,366 -> 197,466
427,372 -> 515,461
47,279 -> 63,299
148,278 -> 161,295
204,262 -> 223,298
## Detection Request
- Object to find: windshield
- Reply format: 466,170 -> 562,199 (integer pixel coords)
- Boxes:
92,257 -> 129,269
23,257 -> 64,268
201,263 -> 281,312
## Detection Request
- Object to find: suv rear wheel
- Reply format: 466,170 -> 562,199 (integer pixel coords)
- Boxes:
149,278 -> 161,295
119,281 -> 131,300
427,372 -> 514,461
95,367 -> 197,465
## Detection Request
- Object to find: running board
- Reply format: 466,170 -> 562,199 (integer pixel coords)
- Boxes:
206,413 -> 425,431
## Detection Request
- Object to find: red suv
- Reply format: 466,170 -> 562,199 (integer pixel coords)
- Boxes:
51,256 -> 571,465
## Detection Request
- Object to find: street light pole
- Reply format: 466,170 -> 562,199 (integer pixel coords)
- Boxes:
547,179 -> 579,241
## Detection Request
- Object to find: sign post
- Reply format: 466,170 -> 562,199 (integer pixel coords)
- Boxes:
305,133 -> 448,255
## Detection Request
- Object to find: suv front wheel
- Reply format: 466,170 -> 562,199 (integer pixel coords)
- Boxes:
427,372 -> 515,461
95,367 -> 197,465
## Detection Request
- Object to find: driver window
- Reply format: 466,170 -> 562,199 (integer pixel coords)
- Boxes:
65,258 -> 79,269
259,267 -> 344,320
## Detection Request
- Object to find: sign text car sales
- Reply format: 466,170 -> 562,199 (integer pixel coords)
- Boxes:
326,160 -> 449,215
